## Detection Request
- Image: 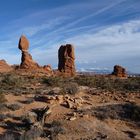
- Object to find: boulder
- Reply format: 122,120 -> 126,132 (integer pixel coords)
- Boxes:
58,44 -> 76,76
0,60 -> 12,72
66,100 -> 74,109
43,65 -> 53,74
18,35 -> 29,51
112,65 -> 127,77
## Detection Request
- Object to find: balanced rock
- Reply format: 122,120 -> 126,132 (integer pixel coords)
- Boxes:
18,35 -> 39,69
0,60 -> 12,72
112,65 -> 127,77
58,44 -> 75,76
18,35 -> 29,51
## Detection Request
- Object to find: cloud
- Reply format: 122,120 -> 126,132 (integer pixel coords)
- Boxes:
23,19 -> 139,71
67,19 -> 140,50
62,19 -> 140,72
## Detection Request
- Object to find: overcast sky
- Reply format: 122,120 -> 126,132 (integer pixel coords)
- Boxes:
0,0 -> 140,73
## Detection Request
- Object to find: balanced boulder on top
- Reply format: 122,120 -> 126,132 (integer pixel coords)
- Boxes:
18,35 -> 39,69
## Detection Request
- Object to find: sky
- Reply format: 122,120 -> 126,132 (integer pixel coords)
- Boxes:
0,0 -> 140,73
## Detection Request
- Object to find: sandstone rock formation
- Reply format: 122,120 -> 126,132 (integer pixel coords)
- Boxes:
43,65 -> 53,75
43,65 -> 52,72
58,44 -> 75,76
112,65 -> 127,77
18,35 -> 39,69
18,35 -> 29,51
0,60 -> 12,72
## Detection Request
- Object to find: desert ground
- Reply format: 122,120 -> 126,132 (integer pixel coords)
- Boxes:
0,71 -> 140,140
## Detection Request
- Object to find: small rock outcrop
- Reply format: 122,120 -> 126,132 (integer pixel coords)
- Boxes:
0,60 -> 12,72
18,35 -> 39,69
43,65 -> 53,74
58,44 -> 76,76
112,65 -> 127,77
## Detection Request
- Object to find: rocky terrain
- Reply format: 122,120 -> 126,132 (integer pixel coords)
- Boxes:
0,35 -> 139,140
0,73 -> 140,140
0,60 -> 13,73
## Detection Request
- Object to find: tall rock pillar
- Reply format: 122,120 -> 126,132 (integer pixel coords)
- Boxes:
58,44 -> 76,76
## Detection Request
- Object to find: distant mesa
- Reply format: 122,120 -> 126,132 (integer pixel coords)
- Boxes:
0,59 -> 13,73
58,44 -> 76,76
18,35 -> 39,69
112,65 -> 127,78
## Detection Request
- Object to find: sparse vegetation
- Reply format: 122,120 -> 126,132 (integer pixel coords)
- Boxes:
1,133 -> 15,140
86,103 -> 140,122
42,77 -> 62,87
0,74 -> 24,89
0,94 -> 7,103
61,82 -> 79,95
7,103 -> 21,111
74,75 -> 140,92
74,76 -> 96,87
20,126 -> 43,140
0,72 -> 140,139
50,120 -> 65,139
0,114 -> 7,121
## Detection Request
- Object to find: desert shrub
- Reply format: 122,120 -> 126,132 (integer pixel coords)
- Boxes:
61,82 -> 79,95
0,114 -> 7,121
74,76 -> 140,92
42,76 -> 75,87
74,76 -> 95,87
0,93 -> 7,103
121,77 -> 140,92
0,74 -> 24,90
95,77 -> 114,91
90,103 -> 140,122
7,103 -> 21,111
51,120 -> 62,128
0,133 -> 15,140
0,104 -> 7,112
19,98 -> 34,104
131,104 -> 140,121
50,120 -> 65,139
42,77 -> 61,87
20,127 -> 43,140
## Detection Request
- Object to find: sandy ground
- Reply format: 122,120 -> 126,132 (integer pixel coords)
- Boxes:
0,88 -> 140,140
